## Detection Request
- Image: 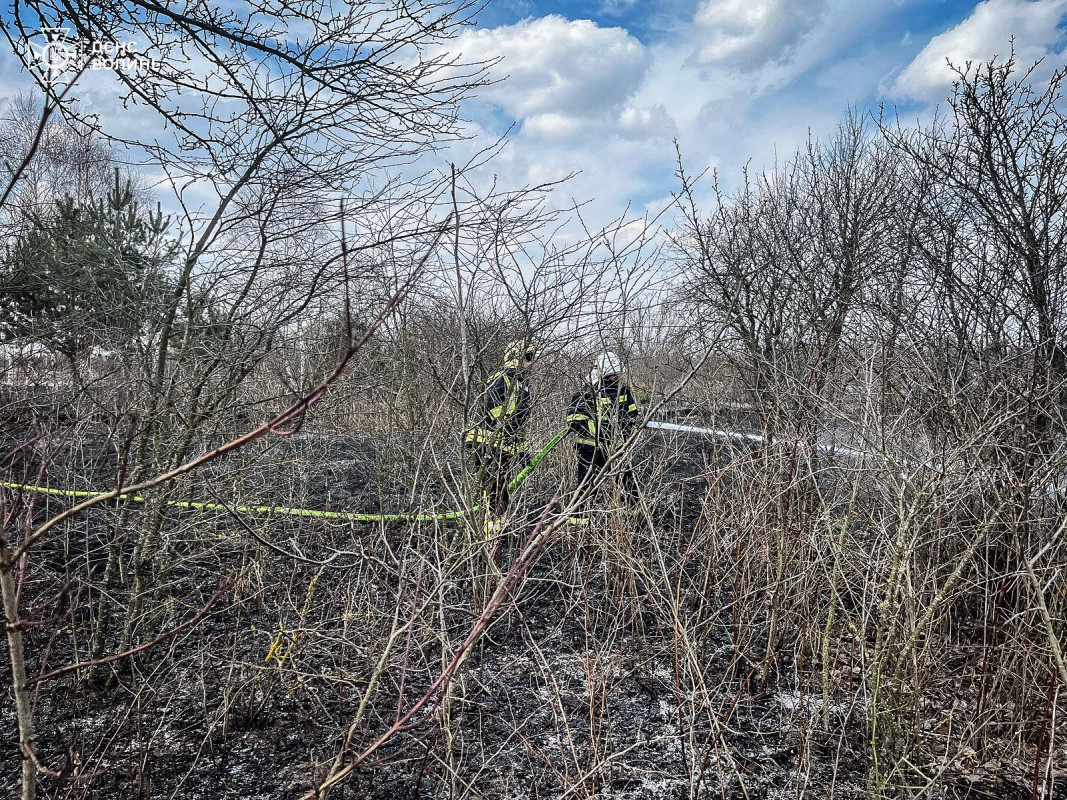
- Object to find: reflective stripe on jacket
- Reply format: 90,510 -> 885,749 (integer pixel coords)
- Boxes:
567,378 -> 638,448
464,366 -> 531,452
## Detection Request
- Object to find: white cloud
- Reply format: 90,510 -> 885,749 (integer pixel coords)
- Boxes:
600,0 -> 639,14
454,15 -> 650,124
445,12 -> 684,160
522,112 -> 585,140
519,102 -> 676,143
617,103 -> 676,139
436,15 -> 692,229
692,0 -> 829,70
443,1 -> 906,233
890,0 -> 1067,100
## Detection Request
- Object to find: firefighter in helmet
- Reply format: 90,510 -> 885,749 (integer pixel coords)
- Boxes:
565,351 -> 640,525
464,339 -> 536,536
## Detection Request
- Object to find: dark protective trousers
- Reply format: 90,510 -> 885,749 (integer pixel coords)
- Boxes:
470,445 -> 514,518
571,443 -> 639,512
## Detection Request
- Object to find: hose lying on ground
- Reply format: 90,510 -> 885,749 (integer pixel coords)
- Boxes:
1,428 -> 572,523
4,420 -> 896,522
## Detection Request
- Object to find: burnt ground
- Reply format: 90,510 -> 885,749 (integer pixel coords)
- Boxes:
3,557 -> 873,800
0,430 -> 1061,799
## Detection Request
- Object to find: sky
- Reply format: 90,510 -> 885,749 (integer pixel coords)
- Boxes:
440,0 -> 1067,225
2,0 -> 1066,231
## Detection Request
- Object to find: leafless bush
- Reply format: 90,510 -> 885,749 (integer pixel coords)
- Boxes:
3,16 -> 1066,799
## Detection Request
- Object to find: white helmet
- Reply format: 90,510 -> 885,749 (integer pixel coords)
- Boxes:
589,351 -> 623,384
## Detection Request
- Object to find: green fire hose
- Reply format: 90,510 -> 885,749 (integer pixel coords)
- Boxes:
1,428 -> 572,523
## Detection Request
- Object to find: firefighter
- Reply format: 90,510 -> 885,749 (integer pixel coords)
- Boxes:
464,339 -> 535,536
565,351 -> 640,526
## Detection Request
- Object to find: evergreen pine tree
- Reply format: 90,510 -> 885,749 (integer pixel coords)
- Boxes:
0,168 -> 175,355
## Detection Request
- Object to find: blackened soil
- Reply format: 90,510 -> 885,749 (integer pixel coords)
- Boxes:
1,559 -> 867,799
0,431 -> 1057,799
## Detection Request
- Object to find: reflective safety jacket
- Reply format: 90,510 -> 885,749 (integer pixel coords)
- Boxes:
566,377 -> 639,448
464,366 -> 531,454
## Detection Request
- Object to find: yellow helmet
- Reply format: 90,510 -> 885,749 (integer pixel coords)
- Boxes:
504,338 -> 536,367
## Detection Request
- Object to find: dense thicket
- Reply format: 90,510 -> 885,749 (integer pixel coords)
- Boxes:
674,56 -> 1066,794
1,35 -> 1064,800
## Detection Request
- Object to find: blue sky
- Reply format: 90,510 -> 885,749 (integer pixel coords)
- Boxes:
480,0 -> 979,45
2,0 -> 1066,230
441,0 -> 1067,226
